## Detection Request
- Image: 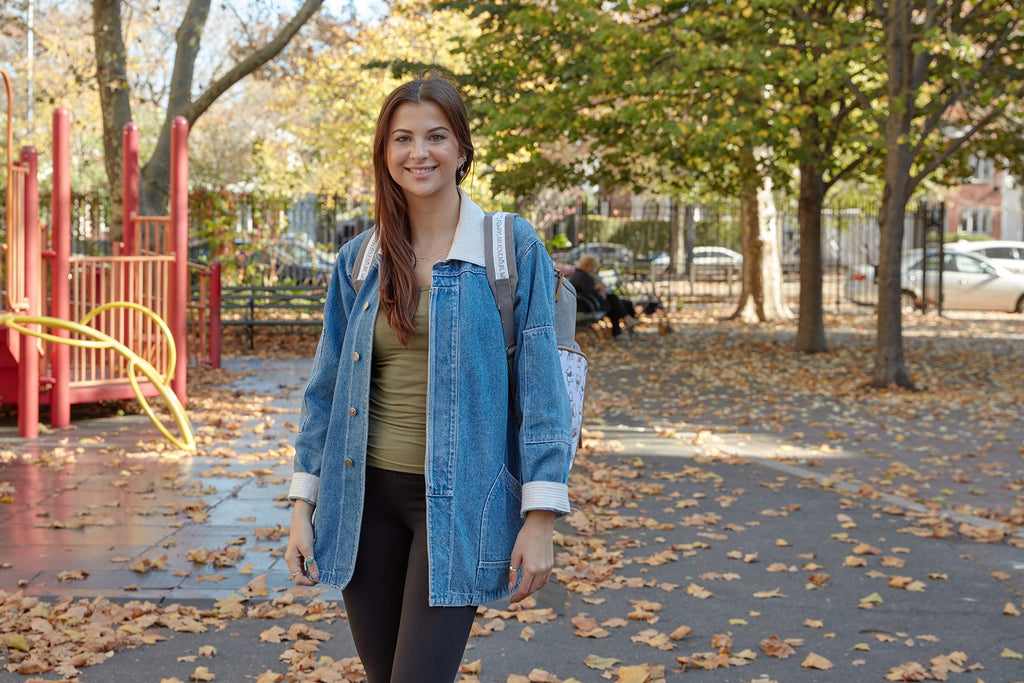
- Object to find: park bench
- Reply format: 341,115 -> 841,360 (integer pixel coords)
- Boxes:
576,309 -> 607,338
221,285 -> 327,352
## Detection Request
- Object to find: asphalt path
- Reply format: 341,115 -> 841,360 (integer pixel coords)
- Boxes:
1,327 -> 1022,682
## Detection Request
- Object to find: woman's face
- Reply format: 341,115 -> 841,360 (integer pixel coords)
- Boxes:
386,101 -> 463,202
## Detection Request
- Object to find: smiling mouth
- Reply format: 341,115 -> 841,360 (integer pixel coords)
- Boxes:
407,167 -> 436,175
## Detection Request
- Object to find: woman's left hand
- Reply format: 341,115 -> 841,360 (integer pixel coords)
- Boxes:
509,510 -> 556,604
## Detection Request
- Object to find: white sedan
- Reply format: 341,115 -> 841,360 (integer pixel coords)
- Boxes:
846,250 -> 1024,312
651,246 -> 743,278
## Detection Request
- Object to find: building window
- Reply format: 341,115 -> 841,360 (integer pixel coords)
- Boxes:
958,207 -> 993,234
967,154 -> 995,183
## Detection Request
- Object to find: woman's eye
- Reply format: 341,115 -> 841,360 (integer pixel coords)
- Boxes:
430,134 -> 447,141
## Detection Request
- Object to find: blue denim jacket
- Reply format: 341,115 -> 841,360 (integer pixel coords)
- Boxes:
288,192 -> 572,606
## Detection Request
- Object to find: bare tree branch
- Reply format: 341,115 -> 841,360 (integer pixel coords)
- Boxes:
189,0 -> 326,123
907,86 -> 1023,195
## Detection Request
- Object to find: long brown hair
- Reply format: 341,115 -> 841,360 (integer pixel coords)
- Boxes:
373,77 -> 474,345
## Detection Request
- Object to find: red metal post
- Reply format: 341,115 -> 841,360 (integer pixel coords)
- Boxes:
50,109 -> 71,428
122,123 -> 139,255
169,117 -> 189,405
18,146 -> 39,438
209,260 -> 222,369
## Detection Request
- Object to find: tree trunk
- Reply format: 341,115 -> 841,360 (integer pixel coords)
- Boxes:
92,0 -> 327,219
139,0 -> 212,215
92,0 -> 133,238
872,0 -> 914,388
669,202 -> 690,278
730,149 -> 793,323
794,161 -> 826,352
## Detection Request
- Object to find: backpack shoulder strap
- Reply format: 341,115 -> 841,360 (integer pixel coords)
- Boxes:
483,211 -> 519,353
351,228 -> 380,293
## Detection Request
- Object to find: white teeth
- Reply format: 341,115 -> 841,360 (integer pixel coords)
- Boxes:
409,167 -> 435,175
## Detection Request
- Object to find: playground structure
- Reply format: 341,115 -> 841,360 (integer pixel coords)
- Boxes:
1,70 -> 214,448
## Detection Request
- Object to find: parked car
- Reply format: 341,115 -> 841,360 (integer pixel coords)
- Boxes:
558,242 -> 636,267
946,240 -> 1024,274
845,250 -> 1024,313
651,246 -> 743,278
692,246 -> 743,275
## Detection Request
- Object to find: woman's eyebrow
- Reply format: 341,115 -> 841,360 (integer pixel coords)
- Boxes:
391,125 -> 451,135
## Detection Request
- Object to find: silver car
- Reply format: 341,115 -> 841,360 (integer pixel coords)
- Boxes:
947,240 -> 1024,274
846,250 -> 1024,312
650,246 -> 743,278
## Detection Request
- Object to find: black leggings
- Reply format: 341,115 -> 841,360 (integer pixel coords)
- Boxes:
343,466 -> 477,683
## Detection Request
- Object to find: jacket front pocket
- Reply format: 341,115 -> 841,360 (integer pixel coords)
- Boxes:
478,465 -> 523,564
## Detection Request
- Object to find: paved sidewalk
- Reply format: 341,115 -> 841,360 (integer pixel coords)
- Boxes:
1,348 -> 1023,682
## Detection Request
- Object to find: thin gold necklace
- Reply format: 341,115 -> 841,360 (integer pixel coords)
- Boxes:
413,193 -> 461,265
414,234 -> 455,264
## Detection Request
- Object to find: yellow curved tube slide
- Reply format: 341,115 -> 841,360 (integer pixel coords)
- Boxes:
0,301 -> 196,452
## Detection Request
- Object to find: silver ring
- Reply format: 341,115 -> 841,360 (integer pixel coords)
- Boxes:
291,569 -> 303,576
305,557 -> 314,565
509,566 -> 516,571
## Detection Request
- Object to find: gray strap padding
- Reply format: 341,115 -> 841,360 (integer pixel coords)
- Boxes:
352,229 -> 380,293
484,212 -> 518,353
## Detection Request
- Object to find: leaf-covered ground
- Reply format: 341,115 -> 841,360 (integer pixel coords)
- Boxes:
1,308 -> 1021,682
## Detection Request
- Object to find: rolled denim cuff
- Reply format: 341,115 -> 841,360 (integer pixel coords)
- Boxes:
521,481 -> 570,518
288,472 -> 320,507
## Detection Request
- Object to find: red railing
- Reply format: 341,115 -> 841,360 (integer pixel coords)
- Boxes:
67,255 -> 173,385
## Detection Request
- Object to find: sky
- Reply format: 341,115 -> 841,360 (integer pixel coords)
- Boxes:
325,0 -> 386,21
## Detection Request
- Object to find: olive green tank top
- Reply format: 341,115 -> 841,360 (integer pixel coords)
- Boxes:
365,287 -> 430,474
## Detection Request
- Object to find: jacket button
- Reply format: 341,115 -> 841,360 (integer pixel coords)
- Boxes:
345,458 -> 354,467
352,352 -> 360,361
349,407 -> 357,416
363,301 -> 369,310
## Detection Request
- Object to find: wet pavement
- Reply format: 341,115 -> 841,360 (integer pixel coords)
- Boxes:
0,357 -> 302,602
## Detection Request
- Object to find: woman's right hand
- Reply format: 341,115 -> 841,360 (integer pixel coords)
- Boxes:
285,500 -> 319,585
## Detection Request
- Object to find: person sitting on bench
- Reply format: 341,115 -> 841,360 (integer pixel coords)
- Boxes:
569,255 -> 637,339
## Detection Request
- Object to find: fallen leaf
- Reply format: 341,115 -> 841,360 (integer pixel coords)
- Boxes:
884,662 -> 929,681
686,583 -> 712,599
669,625 -> 692,641
585,654 -> 621,670
801,653 -> 833,670
760,636 -> 796,658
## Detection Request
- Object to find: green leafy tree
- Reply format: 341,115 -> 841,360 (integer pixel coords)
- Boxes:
440,0 -> 882,327
861,1 -> 1024,387
262,0 -> 481,199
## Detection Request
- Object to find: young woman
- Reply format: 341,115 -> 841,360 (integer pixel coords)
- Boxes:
284,78 -> 573,682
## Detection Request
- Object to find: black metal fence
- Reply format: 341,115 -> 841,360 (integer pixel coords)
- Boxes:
558,197 -> 937,314
4,185 -> 945,313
